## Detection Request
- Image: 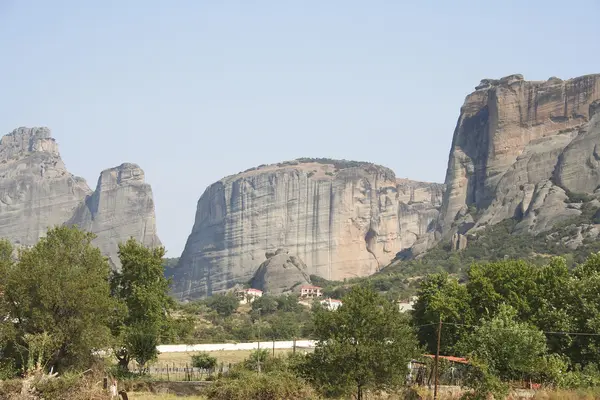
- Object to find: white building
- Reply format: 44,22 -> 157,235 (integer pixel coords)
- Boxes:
300,285 -> 323,299
320,298 -> 342,311
235,288 -> 263,304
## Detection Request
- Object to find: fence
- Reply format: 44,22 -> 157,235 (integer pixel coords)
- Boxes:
157,339 -> 315,353
129,361 -> 235,381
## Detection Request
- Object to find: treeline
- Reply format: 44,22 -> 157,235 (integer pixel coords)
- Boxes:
175,291 -> 319,343
0,226 -> 177,378
413,254 -> 600,396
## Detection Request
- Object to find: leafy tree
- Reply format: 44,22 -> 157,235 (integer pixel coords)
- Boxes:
456,304 -> 548,381
191,352 -> 217,369
0,239 -> 16,376
412,272 -> 473,354
0,226 -> 114,372
251,295 -> 278,315
206,294 -> 239,317
266,313 -> 300,340
110,238 -> 173,372
301,286 -> 419,399
275,294 -> 302,313
568,253 -> 600,365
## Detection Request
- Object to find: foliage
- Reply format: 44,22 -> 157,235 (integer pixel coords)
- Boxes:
0,226 -> 115,373
456,304 -> 548,381
300,285 -> 420,399
243,348 -> 271,371
191,352 -> 218,370
205,294 -> 239,317
110,238 -> 173,372
205,369 -> 319,400
413,273 -> 473,355
251,295 -> 278,315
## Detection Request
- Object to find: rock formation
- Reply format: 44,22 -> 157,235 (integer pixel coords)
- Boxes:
174,159 -> 443,299
250,249 -> 311,294
67,163 -> 161,268
0,127 -> 160,267
439,74 -> 600,240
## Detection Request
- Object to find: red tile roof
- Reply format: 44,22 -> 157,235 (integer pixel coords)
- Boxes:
423,355 -> 469,364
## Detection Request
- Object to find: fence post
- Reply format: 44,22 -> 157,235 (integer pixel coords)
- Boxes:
293,338 -> 296,354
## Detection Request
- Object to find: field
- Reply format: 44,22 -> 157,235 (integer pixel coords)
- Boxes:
155,348 -> 310,365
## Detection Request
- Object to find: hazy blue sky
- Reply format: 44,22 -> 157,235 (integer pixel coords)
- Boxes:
1,1 -> 599,256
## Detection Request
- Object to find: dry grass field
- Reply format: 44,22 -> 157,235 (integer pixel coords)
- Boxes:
155,347 -> 312,365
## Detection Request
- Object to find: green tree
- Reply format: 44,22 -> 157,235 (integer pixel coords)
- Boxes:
191,352 -> 217,369
266,313 -> 300,340
0,226 -> 114,372
206,294 -> 239,317
456,304 -> 548,382
569,253 -> 600,365
251,295 -> 278,315
301,286 -> 419,399
275,294 -> 302,313
412,273 -> 473,354
110,238 -> 173,372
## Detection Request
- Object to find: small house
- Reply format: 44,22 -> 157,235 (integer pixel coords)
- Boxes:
300,285 -> 323,299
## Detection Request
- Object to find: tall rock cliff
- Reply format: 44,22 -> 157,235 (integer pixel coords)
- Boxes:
439,74 -> 600,239
0,127 -> 160,266
174,159 -> 443,299
67,163 -> 161,268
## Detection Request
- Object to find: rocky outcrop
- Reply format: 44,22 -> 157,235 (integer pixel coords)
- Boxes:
174,159 -> 443,299
67,163 -> 161,268
439,74 -> 600,241
250,249 -> 311,294
451,233 -> 467,251
0,127 -> 160,267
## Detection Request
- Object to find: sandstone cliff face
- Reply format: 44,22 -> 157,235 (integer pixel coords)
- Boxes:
67,163 -> 161,268
0,127 -> 160,267
250,249 -> 311,295
174,159 -> 443,299
439,74 -> 600,239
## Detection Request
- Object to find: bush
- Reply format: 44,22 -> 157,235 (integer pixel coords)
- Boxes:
191,352 -> 218,370
243,349 -> 271,371
205,369 -> 319,400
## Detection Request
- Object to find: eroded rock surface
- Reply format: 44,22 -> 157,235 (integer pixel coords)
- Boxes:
439,73 -> 600,241
0,127 -> 160,267
250,249 -> 311,294
174,159 -> 443,298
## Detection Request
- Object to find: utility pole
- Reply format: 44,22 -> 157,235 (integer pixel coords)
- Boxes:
433,316 -> 442,400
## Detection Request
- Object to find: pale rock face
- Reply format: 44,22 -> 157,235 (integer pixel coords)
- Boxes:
439,74 -> 600,237
174,160 -> 443,299
67,163 -> 161,268
0,127 -> 92,245
250,249 -> 311,294
0,127 -> 160,267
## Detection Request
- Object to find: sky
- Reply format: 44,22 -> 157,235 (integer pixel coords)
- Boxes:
1,0 -> 599,256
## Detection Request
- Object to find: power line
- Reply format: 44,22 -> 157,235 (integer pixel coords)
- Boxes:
422,321 -> 600,337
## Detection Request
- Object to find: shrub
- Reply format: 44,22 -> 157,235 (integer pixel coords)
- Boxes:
205,369 -> 319,400
191,352 -> 217,370
243,349 -> 271,371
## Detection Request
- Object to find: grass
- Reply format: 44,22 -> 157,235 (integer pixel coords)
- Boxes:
128,393 -> 206,399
